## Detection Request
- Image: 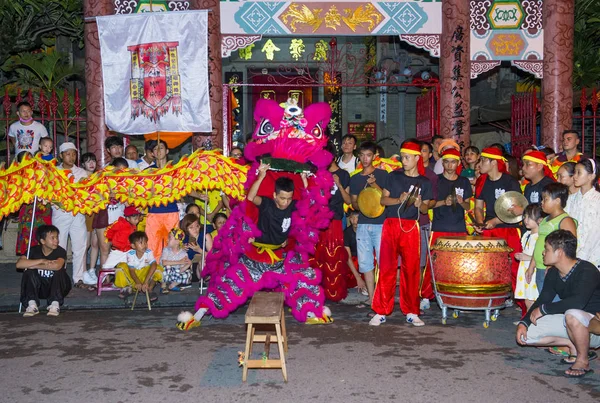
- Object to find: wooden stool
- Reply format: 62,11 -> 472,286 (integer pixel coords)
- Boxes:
242,292 -> 288,382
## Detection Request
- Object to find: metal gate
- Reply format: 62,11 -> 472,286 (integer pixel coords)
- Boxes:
510,90 -> 538,157
574,87 -> 599,158
415,86 -> 439,143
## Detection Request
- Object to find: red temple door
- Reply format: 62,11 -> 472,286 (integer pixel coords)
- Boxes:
249,74 -> 314,111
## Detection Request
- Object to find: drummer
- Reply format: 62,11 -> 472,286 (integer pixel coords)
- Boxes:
431,148 -> 473,240
474,147 -> 525,316
370,141 -> 433,327
349,141 -> 389,304
510,150 -> 555,215
420,148 -> 472,307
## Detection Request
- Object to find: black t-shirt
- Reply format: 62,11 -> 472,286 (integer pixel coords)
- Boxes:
420,167 -> 439,225
522,259 -> 600,326
27,245 -> 67,278
384,172 -> 433,220
329,169 -> 350,220
349,169 -> 389,225
256,197 -> 297,245
524,176 -> 554,205
476,173 -> 521,228
343,226 -> 357,257
432,174 -> 473,232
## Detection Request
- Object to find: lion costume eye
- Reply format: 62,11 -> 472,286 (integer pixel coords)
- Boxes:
311,123 -> 323,139
258,119 -> 274,137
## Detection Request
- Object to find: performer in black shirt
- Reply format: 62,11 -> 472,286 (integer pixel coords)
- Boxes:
371,141 -> 432,327
512,150 -> 555,215
475,147 -> 525,316
421,148 -> 473,303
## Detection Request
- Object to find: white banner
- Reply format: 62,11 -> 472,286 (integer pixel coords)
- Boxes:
97,11 -> 211,134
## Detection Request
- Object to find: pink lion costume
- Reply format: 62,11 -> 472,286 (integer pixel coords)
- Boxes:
176,98 -> 335,330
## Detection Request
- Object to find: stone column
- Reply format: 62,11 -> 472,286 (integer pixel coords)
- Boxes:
542,0 -> 574,151
83,0 -> 113,165
439,0 -> 470,147
190,0 -> 223,150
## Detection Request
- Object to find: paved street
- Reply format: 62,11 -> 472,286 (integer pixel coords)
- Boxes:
1,299 -> 599,403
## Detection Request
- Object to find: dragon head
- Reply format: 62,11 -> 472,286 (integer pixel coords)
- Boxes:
244,98 -> 333,169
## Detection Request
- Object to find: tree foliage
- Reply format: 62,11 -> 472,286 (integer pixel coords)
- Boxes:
573,0 -> 600,88
0,0 -> 83,66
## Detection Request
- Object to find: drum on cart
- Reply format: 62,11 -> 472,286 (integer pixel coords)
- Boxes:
430,236 -> 512,327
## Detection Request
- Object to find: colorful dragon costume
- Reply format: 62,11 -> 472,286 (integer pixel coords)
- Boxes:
0,151 -> 247,218
177,98 -> 335,329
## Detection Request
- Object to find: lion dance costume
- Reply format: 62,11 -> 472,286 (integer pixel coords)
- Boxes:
176,98 -> 336,330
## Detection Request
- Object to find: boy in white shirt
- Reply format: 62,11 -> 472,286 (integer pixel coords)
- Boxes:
8,102 -> 49,157
114,231 -> 164,301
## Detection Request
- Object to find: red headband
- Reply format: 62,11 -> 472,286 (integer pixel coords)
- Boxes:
523,150 -> 554,179
400,142 -> 425,176
481,147 -> 507,174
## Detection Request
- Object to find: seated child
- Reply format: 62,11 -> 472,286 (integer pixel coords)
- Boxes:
160,228 -> 192,293
103,206 -> 143,269
17,225 -> 71,317
38,137 -> 54,161
114,231 -> 163,301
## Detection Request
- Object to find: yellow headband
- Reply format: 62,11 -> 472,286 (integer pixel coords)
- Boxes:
441,154 -> 461,161
522,155 -> 548,166
400,148 -> 421,156
481,152 -> 507,162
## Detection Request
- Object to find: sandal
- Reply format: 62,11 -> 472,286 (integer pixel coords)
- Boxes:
564,367 -> 594,378
547,346 -> 570,357
74,280 -> 88,290
560,351 -> 598,365
118,289 -> 131,300
169,286 -> 181,292
149,293 -> 158,302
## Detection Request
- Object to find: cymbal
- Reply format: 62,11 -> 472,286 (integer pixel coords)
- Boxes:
449,186 -> 457,211
494,191 -> 528,224
357,187 -> 385,218
400,184 -> 421,213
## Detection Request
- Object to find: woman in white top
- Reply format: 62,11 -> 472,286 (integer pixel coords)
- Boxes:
556,162 -> 578,214
569,158 -> 600,267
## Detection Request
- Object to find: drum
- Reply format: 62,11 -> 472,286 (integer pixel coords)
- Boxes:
431,236 -> 512,308
357,187 -> 384,218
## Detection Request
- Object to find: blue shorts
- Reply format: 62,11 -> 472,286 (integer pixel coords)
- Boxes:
356,224 -> 382,273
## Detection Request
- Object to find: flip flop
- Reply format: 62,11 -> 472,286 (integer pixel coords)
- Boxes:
547,347 -> 571,357
560,351 -> 598,365
564,367 -> 594,378
169,286 -> 181,292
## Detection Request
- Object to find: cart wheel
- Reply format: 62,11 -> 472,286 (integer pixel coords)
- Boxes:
483,321 -> 490,329
442,318 -> 447,325
491,314 -> 498,322
452,311 -> 459,319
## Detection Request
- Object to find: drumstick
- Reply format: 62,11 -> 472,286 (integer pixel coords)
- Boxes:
467,212 -> 485,227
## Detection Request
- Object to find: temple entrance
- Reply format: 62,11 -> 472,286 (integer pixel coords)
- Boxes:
249,73 -> 315,110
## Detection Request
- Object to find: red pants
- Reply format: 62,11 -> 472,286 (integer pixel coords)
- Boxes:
311,220 -> 348,302
421,231 -> 466,300
373,218 -> 420,316
483,227 -> 525,315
